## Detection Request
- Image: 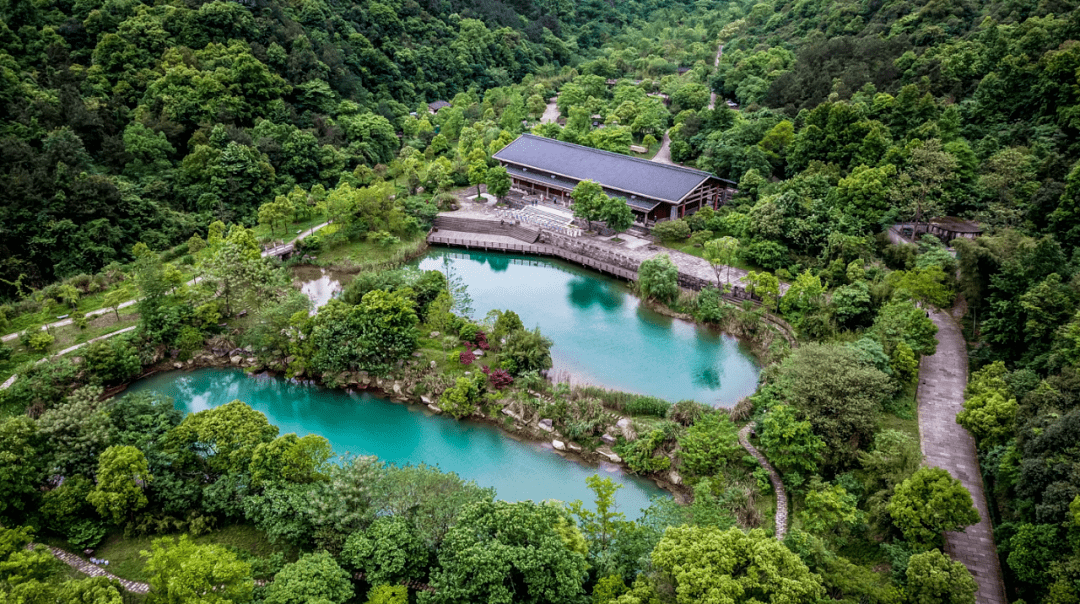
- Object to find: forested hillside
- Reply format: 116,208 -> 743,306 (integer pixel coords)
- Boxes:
0,0 -> 675,293
4,0 -> 1080,602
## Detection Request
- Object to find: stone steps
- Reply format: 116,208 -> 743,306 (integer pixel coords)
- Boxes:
433,216 -> 540,243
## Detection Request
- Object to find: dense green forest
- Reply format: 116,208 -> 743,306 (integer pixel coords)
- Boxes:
3,0 -> 1080,602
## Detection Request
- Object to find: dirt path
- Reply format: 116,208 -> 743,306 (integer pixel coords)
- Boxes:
916,309 -> 1006,604
738,422 -> 788,539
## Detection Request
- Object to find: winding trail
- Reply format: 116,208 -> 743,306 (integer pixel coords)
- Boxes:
916,309 -> 1006,604
30,543 -> 149,594
651,41 -> 724,167
738,422 -> 788,539
1,222 -> 330,345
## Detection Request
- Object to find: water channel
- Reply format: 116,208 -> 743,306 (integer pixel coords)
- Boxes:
127,368 -> 666,518
417,249 -> 761,407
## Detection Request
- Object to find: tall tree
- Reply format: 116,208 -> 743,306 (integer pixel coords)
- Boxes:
142,535 -> 253,604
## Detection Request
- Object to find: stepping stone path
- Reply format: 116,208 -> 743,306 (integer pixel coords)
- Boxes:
738,422 -> 788,539
29,543 -> 149,594
917,310 -> 1007,604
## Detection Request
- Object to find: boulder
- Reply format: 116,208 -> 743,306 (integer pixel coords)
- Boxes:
474,349 -> 484,357
538,418 -> 554,432
420,395 -> 433,406
503,406 -> 524,421
230,355 -> 242,365
173,362 -> 183,369
601,433 -> 617,445
430,331 -> 440,338
668,470 -> 683,485
430,360 -> 437,370
567,443 -> 582,452
427,404 -> 442,414
552,440 -> 566,451
616,418 -> 637,441
597,448 -> 622,463
392,382 -> 402,395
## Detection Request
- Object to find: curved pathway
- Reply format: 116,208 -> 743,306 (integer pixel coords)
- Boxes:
1,222 -> 330,345
652,131 -> 675,165
738,422 -> 788,539
31,543 -> 149,594
917,309 -> 1006,604
541,97 -> 560,125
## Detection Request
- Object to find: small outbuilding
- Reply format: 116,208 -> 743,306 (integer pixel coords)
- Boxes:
427,100 -> 451,114
926,217 -> 982,242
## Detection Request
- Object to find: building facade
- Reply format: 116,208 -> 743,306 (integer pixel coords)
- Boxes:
493,134 -> 737,224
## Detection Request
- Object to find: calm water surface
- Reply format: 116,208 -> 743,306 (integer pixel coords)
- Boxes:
418,250 -> 760,407
127,368 -> 666,518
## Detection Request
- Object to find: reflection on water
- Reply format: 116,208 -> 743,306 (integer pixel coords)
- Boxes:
127,368 -> 667,518
418,250 -> 761,407
294,267 -> 344,309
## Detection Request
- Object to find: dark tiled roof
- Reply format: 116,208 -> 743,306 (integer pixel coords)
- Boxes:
428,100 -> 451,111
494,134 -> 722,203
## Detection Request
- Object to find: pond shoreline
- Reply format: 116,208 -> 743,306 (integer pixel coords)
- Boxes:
121,353 -> 693,505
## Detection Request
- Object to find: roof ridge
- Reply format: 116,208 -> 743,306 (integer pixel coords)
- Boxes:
511,133 -> 715,178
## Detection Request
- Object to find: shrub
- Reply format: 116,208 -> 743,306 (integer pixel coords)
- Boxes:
481,366 -> 513,389
668,400 -> 712,426
459,343 -> 476,365
689,230 -> 713,247
637,254 -> 679,304
439,375 -> 484,418
619,429 -> 672,474
27,331 -> 54,352
652,219 -> 691,242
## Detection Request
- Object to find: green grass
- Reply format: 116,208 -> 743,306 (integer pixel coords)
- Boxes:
879,381 -> 919,441
662,240 -> 763,273
0,308 -> 141,383
251,215 -> 326,244
312,233 -> 426,269
89,524 -> 291,583
630,141 -> 662,160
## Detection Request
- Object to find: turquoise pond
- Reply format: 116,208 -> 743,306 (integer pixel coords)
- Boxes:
126,249 -> 762,515
417,249 -> 761,407
127,368 -> 666,518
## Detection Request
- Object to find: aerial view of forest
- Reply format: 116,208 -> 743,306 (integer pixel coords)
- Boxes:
1,0 -> 1079,602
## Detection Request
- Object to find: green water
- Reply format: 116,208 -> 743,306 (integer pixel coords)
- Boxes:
127,368 -> 666,518
419,250 -> 761,406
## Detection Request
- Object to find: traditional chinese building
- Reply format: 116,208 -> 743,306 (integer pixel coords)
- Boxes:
493,134 -> 736,224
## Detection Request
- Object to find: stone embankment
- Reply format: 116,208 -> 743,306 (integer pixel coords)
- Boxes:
429,213 -> 782,302
737,423 -> 788,539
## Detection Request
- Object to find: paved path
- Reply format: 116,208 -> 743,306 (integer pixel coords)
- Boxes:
1,222 -> 330,345
31,543 -> 149,594
916,310 -> 1006,604
709,43 -> 724,110
652,131 -> 675,165
738,422 -> 788,539
541,97 -> 560,124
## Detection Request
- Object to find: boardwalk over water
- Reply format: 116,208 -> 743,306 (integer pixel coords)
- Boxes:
427,232 -> 638,281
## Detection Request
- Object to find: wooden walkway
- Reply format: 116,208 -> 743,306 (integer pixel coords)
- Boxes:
427,233 -> 638,281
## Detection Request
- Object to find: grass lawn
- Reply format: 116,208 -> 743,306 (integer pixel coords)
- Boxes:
879,381 -> 919,441
252,215 -> 326,244
313,232 -> 427,270
0,308 -> 140,384
88,524 -> 292,583
661,240 -> 764,273
630,141 -> 662,160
